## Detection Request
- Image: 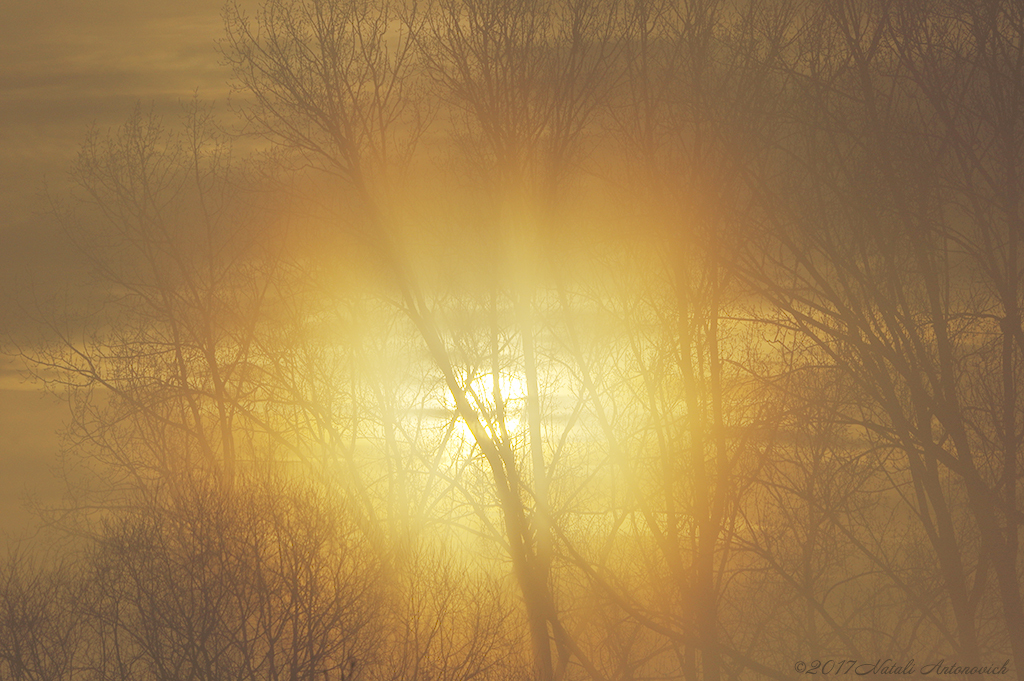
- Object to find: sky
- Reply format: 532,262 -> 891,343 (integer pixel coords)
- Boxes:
1,0 -> 235,540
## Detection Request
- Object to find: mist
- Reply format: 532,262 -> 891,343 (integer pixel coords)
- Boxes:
2,1 -> 1022,680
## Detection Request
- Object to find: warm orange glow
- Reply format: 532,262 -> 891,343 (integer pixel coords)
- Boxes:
3,1 -> 1024,680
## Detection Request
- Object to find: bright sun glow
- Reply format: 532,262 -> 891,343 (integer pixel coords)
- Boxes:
446,370 -> 529,443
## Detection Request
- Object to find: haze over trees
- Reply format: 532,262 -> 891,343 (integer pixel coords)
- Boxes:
2,0 -> 1022,679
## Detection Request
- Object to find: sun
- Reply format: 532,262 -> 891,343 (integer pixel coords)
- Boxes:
446,369 -> 529,444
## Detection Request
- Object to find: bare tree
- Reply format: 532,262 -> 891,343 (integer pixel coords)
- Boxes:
0,549 -> 85,681
221,1 -> 622,678
741,0 -> 1024,668
582,1 -> 800,678
24,102 -> 276,496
